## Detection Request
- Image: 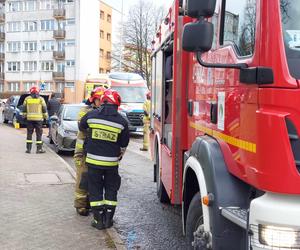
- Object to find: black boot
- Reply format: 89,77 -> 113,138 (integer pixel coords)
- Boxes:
104,206 -> 116,229
25,143 -> 32,154
91,208 -> 105,230
36,144 -> 46,154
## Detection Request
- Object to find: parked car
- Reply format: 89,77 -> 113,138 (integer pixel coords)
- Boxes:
2,94 -> 50,127
49,104 -> 84,154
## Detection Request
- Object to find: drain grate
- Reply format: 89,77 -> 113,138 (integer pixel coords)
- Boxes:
24,173 -> 61,184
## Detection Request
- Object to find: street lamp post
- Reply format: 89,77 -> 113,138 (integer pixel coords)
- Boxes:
119,0 -> 123,71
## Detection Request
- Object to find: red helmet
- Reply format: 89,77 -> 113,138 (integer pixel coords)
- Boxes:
88,86 -> 106,103
101,89 -> 121,106
146,91 -> 151,99
30,86 -> 40,94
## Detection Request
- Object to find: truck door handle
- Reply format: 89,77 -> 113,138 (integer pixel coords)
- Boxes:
188,100 -> 193,116
210,103 -> 218,124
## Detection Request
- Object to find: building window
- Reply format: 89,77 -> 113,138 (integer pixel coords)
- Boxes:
24,41 -> 37,52
100,10 -> 104,20
64,40 -> 75,46
41,61 -> 54,71
100,30 -> 104,39
24,82 -> 35,91
41,20 -> 55,30
8,2 -> 23,12
9,82 -> 20,92
107,33 -> 111,41
106,70 -> 110,73
56,82 -> 64,92
7,42 -> 21,52
23,61 -> 37,71
57,62 -> 65,72
24,21 -> 37,32
66,18 -> 75,25
107,14 -> 111,23
39,0 -> 53,10
41,40 -> 55,51
7,22 -> 21,32
222,0 -> 256,56
65,82 -> 74,88
66,60 -> 75,67
0,43 -> 4,53
40,82 -> 51,91
7,62 -> 21,72
106,51 -> 111,60
100,68 -> 104,73
100,49 -> 104,57
0,83 -> 4,92
24,1 -> 37,11
0,24 -> 5,32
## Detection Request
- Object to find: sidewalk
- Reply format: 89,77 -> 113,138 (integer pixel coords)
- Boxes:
0,124 -> 118,250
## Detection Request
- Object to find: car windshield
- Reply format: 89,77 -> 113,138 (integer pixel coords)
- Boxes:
113,86 -> 148,103
281,0 -> 300,79
63,106 -> 82,121
109,72 -> 144,81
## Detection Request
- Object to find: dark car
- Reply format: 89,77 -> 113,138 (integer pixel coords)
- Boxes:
2,94 -> 50,127
49,104 -> 84,154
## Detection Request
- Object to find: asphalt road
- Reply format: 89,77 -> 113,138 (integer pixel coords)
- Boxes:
0,113 -> 190,250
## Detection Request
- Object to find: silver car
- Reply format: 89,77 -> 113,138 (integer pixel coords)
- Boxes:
49,104 -> 84,154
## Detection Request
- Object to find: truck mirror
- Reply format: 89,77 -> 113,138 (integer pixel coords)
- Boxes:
182,20 -> 213,52
186,0 -> 216,18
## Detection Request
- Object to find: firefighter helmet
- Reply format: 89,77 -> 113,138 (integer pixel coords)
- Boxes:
88,86 -> 106,103
29,86 -> 40,94
101,89 -> 121,106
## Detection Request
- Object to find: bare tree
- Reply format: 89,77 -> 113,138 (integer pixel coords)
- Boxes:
112,0 -> 165,85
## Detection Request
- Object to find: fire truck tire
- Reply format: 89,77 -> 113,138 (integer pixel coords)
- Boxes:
186,192 -> 210,250
155,149 -> 169,203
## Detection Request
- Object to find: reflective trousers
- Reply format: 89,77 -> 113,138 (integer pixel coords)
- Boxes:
26,121 -> 43,145
74,156 -> 89,208
88,166 -> 121,210
142,120 -> 150,150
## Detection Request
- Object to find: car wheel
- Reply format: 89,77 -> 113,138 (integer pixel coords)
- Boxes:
54,143 -> 62,154
3,112 -> 8,123
12,115 -> 17,127
49,136 -> 54,144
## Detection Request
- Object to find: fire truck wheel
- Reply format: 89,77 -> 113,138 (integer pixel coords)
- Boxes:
155,149 -> 169,203
186,192 -> 210,250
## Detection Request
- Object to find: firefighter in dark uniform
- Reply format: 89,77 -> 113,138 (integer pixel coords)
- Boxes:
79,89 -> 130,230
74,87 -> 106,216
23,86 -> 48,154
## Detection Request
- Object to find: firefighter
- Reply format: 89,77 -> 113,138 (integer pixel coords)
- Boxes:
74,87 -> 106,216
23,86 -> 48,154
79,89 -> 130,230
140,91 -> 151,151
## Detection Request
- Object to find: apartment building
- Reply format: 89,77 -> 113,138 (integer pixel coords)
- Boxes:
0,0 -> 100,103
99,1 -> 112,74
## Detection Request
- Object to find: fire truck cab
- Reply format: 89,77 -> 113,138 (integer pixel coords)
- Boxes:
150,0 -> 300,249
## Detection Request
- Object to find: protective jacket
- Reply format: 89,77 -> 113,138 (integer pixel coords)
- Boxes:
79,104 -> 130,168
143,99 -> 151,123
23,95 -> 48,121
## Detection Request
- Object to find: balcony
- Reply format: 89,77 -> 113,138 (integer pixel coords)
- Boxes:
0,13 -> 5,23
0,32 -> 5,42
53,30 -> 65,39
53,51 -> 65,60
0,53 -> 4,61
52,72 -> 65,81
53,8 -> 66,19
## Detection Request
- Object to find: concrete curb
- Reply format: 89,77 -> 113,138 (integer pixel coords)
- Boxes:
43,141 -> 126,250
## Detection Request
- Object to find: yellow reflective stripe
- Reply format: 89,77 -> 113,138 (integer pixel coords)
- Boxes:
76,143 -> 83,149
104,200 -> 117,206
26,140 -> 33,143
86,157 -> 118,166
27,114 -> 43,118
90,200 -> 105,207
89,124 -> 121,133
36,141 -> 43,144
27,99 -> 41,104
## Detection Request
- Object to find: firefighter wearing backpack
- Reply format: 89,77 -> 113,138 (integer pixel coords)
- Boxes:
74,87 -> 106,216
22,86 -> 48,154
79,89 -> 130,230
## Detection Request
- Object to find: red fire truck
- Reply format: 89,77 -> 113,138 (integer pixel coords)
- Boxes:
150,0 -> 300,249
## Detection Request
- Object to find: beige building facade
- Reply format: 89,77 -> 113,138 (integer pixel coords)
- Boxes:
99,1 -> 112,74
